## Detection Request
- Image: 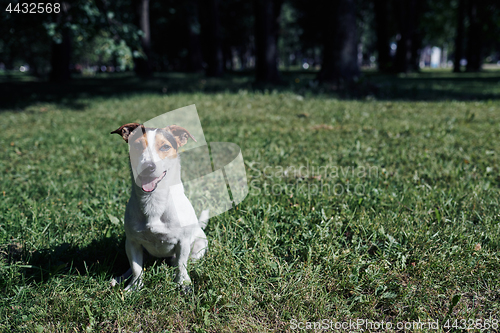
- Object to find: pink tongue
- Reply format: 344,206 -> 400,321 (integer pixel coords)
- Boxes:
142,178 -> 159,192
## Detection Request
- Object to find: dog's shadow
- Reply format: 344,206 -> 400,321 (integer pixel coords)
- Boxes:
18,236 -> 175,284
6,237 -> 194,285
15,236 -> 128,283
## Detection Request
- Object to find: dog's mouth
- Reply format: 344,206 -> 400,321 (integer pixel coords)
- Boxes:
139,171 -> 166,192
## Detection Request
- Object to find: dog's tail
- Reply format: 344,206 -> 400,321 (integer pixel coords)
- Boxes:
198,209 -> 209,230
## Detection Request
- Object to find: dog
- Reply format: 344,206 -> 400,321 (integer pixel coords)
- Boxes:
110,123 -> 208,291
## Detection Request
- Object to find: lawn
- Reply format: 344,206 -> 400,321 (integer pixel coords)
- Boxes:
1,71 -> 500,332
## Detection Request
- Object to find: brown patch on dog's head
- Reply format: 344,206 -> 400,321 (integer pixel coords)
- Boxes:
128,128 -> 148,153
167,125 -> 197,148
111,123 -> 142,143
112,123 -> 196,157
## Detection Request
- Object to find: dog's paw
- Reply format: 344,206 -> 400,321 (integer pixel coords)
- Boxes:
124,279 -> 144,292
179,284 -> 192,295
176,280 -> 192,294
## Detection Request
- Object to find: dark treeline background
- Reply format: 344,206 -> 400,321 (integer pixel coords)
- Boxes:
1,0 -> 499,83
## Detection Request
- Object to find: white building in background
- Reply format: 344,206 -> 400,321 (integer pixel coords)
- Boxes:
430,47 -> 441,68
420,46 -> 449,69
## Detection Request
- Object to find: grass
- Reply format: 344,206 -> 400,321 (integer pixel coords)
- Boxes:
1,71 -> 500,332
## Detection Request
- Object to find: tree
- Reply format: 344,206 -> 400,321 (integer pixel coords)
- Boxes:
317,0 -> 359,82
203,0 -> 224,77
254,0 -> 283,83
1,0 -> 141,80
219,0 -> 255,70
453,0 -> 466,72
49,2 -> 72,82
133,0 -> 152,77
462,0 -> 500,72
186,0 -> 204,72
394,0 -> 421,73
50,29 -> 72,82
373,0 -> 392,72
465,0 -> 483,72
0,4 -> 51,76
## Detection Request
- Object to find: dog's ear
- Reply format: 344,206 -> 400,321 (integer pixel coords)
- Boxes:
168,125 -> 197,147
111,123 -> 141,143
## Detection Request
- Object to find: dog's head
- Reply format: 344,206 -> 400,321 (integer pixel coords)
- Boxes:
111,123 -> 196,192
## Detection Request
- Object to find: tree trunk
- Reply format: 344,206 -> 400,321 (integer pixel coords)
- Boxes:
49,3 -> 71,82
239,46 -> 247,70
373,0 -> 391,72
254,0 -> 283,83
410,28 -> 422,71
465,1 -> 482,72
28,54 -> 41,78
205,0 -> 224,77
453,0 -> 466,72
223,44 -> 233,71
49,30 -> 71,82
394,0 -> 412,73
186,0 -> 204,72
317,0 -> 359,82
134,0 -> 152,77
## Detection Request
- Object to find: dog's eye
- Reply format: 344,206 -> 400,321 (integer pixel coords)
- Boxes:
160,145 -> 171,152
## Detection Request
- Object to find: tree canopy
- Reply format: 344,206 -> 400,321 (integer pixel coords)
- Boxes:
1,0 -> 499,82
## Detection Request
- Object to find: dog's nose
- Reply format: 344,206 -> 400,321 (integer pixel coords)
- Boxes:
144,163 -> 156,174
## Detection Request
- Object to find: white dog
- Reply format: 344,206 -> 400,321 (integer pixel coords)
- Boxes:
110,123 -> 208,291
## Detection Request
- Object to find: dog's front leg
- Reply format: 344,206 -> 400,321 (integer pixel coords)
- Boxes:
173,239 -> 192,290
124,238 -> 144,291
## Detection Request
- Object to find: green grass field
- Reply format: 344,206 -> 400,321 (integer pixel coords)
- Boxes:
1,71 -> 500,332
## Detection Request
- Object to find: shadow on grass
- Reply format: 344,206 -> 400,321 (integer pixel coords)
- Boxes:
0,70 -> 499,112
0,72 -> 254,112
365,71 -> 500,101
6,236 -> 179,285
7,237 -> 130,284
